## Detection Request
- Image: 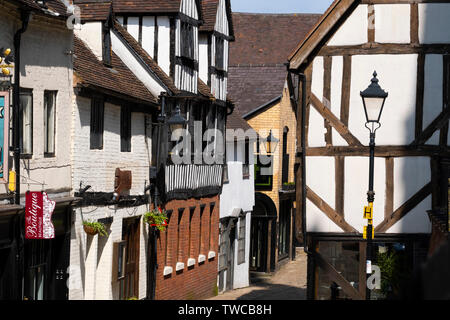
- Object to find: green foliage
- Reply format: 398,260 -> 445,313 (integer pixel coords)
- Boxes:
283,182 -> 295,186
143,208 -> 168,231
376,249 -> 411,299
213,285 -> 219,297
127,296 -> 138,300
83,220 -> 108,237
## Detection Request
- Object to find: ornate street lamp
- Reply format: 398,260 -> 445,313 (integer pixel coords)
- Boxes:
167,104 -> 187,141
264,130 -> 279,154
360,71 -> 388,300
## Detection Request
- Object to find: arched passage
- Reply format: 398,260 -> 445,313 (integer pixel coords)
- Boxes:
250,193 -> 277,273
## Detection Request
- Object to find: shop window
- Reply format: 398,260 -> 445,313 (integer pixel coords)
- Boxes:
243,138 -> 250,179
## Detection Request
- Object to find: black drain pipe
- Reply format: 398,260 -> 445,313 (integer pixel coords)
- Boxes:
13,9 -> 31,205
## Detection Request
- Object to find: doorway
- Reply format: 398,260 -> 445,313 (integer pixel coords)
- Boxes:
120,217 -> 140,300
226,223 -> 236,291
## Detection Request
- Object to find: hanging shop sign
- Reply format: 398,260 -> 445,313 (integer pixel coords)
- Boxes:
0,92 -> 8,182
25,191 -> 56,239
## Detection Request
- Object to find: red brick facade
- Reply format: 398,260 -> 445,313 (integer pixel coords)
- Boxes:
155,195 -> 220,300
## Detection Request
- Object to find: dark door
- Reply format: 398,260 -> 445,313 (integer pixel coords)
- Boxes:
250,217 -> 268,272
48,233 -> 70,300
147,228 -> 157,300
226,224 -> 236,290
120,218 -> 140,300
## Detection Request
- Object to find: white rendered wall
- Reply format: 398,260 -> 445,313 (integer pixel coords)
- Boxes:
142,16 -> 155,58
423,54 -> 443,146
419,3 -> 450,44
74,22 -> 102,60
199,35 -> 209,83
344,157 -> 386,232
327,5 -> 368,46
69,97 -> 152,300
127,17 -> 140,42
330,56 -> 348,146
348,54 -> 418,146
157,16 -> 171,75
219,141 -> 254,290
374,4 -> 410,44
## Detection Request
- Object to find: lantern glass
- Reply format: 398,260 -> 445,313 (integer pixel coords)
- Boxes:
362,96 -> 386,123
265,131 -> 279,154
167,106 -> 186,141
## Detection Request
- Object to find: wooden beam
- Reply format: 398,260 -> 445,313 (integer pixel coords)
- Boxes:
310,93 -> 363,147
335,156 -> 345,217
305,64 -> 313,148
368,4 -> 375,43
324,56 -> 333,146
412,106 -> 450,145
340,55 -> 352,127
313,251 -> 364,300
318,43 -> 450,56
306,186 -> 358,233
306,145 -> 450,157
440,55 -> 450,146
385,157 -> 394,219
410,3 -> 419,45
375,182 -> 432,233
359,242 -> 367,299
415,53 -> 425,139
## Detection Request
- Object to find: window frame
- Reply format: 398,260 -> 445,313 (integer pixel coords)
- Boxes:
237,214 -> 246,265
19,88 -> 33,158
90,96 -> 104,150
120,105 -> 132,153
43,90 -> 57,157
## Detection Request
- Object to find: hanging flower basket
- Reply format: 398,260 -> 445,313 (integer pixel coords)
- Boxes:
144,208 -> 168,232
83,220 -> 108,237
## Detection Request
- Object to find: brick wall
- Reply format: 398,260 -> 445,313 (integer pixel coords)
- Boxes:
155,195 -> 220,300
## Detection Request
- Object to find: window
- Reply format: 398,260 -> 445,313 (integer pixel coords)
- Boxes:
237,214 -> 246,265
164,210 -> 173,266
177,208 -> 184,262
199,205 -> 205,254
120,105 -> 131,152
90,97 -> 104,150
215,37 -> 225,71
243,138 -> 250,179
19,89 -> 33,156
180,21 -> 194,60
44,91 -> 56,156
209,203 -> 215,251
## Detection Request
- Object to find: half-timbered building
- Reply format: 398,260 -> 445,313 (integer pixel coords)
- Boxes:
289,0 -> 450,300
71,0 -> 234,300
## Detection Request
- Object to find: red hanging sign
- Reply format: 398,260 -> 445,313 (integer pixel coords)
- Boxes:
25,191 -> 56,239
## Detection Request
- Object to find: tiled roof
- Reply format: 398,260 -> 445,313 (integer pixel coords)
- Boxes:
229,13 -> 321,66
228,65 -> 285,117
113,20 -> 180,95
199,0 -> 218,32
14,0 -> 69,18
73,0 -> 112,21
226,109 -> 252,132
73,35 -> 157,104
228,13 -> 320,116
112,0 -> 181,13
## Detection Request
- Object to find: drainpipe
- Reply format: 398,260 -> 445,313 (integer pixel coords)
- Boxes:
13,9 -> 31,301
13,10 -> 31,205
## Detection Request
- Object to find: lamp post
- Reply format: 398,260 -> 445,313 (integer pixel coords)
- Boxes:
360,71 -> 388,300
265,130 -> 279,154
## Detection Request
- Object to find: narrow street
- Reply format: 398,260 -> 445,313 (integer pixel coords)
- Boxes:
209,249 -> 307,300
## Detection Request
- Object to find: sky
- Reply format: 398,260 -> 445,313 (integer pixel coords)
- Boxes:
230,0 -> 335,14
